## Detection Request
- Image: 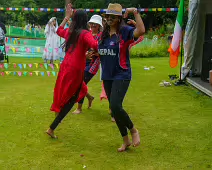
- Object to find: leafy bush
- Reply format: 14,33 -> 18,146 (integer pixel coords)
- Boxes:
166,24 -> 175,35
130,23 -> 175,58
130,37 -> 170,58
145,24 -> 174,39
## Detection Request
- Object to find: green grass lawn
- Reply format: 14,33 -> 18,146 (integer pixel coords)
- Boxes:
0,57 -> 212,170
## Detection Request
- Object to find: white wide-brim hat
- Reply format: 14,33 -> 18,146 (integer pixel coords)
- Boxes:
88,15 -> 103,27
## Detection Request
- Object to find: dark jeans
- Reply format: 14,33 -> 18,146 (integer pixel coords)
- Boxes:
0,51 -> 4,61
78,71 -> 94,104
0,41 -> 4,61
50,87 -> 81,130
103,80 -> 134,137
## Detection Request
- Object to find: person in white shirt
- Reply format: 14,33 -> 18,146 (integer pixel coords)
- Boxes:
43,17 -> 60,64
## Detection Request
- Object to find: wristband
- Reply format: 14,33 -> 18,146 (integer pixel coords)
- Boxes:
133,9 -> 138,15
64,17 -> 69,21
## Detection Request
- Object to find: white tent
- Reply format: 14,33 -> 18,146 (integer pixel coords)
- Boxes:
182,0 -> 212,78
182,0 -> 212,96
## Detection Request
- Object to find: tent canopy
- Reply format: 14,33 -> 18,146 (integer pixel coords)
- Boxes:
182,0 -> 212,79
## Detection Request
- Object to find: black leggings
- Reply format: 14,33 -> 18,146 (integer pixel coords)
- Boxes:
78,71 -> 94,104
50,87 -> 80,130
0,45 -> 4,61
103,80 -> 134,137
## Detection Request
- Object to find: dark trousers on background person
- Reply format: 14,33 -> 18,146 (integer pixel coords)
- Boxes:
50,87 -> 81,130
0,51 -> 4,61
0,41 -> 4,61
103,80 -> 134,137
78,71 -> 94,104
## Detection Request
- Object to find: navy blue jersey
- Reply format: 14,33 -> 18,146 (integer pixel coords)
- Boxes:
98,26 -> 135,80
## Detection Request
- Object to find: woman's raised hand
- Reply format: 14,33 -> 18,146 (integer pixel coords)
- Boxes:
66,3 -> 74,19
123,8 -> 137,18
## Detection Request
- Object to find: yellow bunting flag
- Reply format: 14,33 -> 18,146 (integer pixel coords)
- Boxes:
55,63 -> 59,69
37,47 -> 41,52
5,71 -> 10,75
34,63 -> 38,68
34,71 -> 39,76
12,47 -> 16,53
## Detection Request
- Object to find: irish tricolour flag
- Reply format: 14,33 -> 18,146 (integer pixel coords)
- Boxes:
168,0 -> 184,68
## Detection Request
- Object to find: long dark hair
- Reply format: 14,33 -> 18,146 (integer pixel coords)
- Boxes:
99,16 -> 124,45
65,10 -> 88,52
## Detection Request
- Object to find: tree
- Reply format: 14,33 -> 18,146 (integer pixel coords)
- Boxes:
0,0 -> 187,27
65,0 -> 71,6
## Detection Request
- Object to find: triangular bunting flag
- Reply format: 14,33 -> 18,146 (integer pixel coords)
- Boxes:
52,71 -> 56,76
34,63 -> 38,68
18,64 -> 22,69
18,71 -> 22,76
44,63 -> 48,69
23,71 -> 28,76
5,71 -> 9,75
34,71 -> 39,76
0,72 -> 5,76
4,63 -> 8,69
49,64 -> 54,69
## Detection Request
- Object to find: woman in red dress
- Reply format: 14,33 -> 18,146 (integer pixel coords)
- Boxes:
46,4 -> 98,138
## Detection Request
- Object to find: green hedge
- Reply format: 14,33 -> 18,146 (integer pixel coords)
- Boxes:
6,26 -> 45,39
130,37 -> 170,58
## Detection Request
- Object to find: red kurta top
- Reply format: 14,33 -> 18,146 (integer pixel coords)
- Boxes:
50,26 -> 98,113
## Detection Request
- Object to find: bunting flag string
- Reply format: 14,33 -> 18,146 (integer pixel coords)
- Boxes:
0,7 -> 179,12
0,71 -> 58,77
0,63 -> 60,70
4,37 -> 43,45
1,45 -> 63,54
5,37 -> 21,45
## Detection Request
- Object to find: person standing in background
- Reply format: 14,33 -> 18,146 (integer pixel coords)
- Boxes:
0,19 -> 6,62
73,15 -> 103,114
43,17 -> 60,64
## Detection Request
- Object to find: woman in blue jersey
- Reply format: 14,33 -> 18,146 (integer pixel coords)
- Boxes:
99,3 -> 145,152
